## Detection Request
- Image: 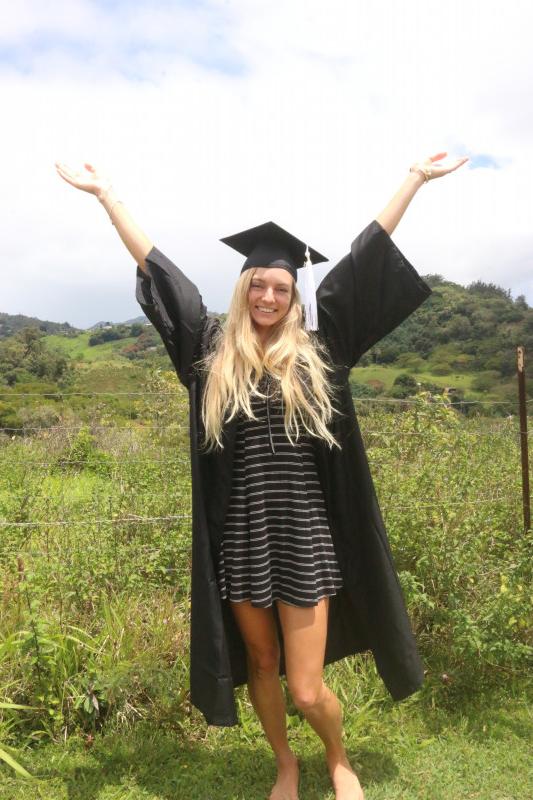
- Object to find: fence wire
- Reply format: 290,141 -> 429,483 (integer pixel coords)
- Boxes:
0,390 -> 528,544
0,493 -> 516,529
0,390 -> 531,406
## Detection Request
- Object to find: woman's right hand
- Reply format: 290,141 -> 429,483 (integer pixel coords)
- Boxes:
55,160 -> 153,271
55,161 -> 112,200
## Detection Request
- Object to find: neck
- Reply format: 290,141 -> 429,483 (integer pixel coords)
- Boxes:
254,324 -> 273,349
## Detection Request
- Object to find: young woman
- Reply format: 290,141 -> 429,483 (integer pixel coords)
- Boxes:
56,153 -> 467,800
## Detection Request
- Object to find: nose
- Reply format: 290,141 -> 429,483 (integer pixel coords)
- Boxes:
262,286 -> 275,303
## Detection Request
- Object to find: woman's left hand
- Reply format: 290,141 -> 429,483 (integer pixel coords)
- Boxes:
410,151 -> 469,182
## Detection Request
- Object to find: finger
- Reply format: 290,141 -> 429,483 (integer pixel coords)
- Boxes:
446,157 -> 469,171
451,158 -> 469,172
55,162 -> 73,176
431,157 -> 469,177
429,151 -> 447,162
55,164 -> 72,180
56,164 -> 78,181
56,165 -> 84,186
84,163 -> 96,173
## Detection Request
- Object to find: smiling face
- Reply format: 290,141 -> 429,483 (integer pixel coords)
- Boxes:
248,267 -> 294,337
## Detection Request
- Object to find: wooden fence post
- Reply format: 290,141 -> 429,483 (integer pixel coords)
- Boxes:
517,346 -> 530,532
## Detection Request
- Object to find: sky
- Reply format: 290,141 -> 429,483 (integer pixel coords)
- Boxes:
1,0 -> 531,328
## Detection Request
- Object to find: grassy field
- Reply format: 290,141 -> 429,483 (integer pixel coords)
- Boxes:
352,364 -> 492,397
46,334 -> 140,363
1,680 -> 531,799
1,373 -> 531,800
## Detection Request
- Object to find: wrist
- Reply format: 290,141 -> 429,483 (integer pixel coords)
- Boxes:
97,184 -> 116,206
407,169 -> 426,188
97,186 -> 124,225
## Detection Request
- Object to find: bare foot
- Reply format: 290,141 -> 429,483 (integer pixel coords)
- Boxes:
269,753 -> 300,800
327,754 -> 364,800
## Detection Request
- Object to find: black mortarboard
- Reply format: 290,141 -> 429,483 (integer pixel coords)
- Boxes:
219,221 -> 328,282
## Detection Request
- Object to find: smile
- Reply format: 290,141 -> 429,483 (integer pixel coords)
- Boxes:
256,307 -> 277,313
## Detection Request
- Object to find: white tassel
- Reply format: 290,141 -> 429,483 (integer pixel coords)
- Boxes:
302,245 -> 318,331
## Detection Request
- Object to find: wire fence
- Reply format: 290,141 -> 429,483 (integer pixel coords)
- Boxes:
1,427 -> 529,439
0,492 -> 514,531
1,390 -> 528,543
1,389 -> 531,405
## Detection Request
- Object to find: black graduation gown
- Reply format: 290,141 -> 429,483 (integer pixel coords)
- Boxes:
135,219 -> 433,726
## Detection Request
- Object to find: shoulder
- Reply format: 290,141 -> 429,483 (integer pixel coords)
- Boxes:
309,327 -> 347,383
191,315 -> 223,376
204,315 -> 223,351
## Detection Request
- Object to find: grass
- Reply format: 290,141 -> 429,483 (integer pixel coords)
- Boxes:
1,381 -> 530,799
1,684 -> 531,799
46,335 -> 139,363
351,365 -> 491,397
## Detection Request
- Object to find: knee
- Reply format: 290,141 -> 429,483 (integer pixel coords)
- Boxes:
289,681 -> 325,712
247,646 -> 280,680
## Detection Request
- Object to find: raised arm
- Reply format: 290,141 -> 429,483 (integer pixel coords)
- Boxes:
55,161 -> 207,388
375,151 -> 469,235
317,152 -> 469,371
55,162 -> 152,271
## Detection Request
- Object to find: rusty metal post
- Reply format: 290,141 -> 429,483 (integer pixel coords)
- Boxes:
517,346 -> 530,531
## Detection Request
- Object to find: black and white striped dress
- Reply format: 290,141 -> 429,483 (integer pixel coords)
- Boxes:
217,374 -> 343,608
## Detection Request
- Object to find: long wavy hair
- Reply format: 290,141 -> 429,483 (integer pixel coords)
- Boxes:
197,268 -> 341,452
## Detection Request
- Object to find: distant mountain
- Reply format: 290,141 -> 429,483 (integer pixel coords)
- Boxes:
123,315 -> 149,326
0,311 -> 150,338
87,315 -> 148,330
0,312 -> 81,339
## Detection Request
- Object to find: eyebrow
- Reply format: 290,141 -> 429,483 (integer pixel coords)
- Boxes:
251,278 -> 292,288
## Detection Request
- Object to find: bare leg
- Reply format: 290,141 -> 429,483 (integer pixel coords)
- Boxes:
277,597 -> 364,800
230,600 -> 299,800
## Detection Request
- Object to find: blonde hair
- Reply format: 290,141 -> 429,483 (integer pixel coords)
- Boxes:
197,268 -> 341,452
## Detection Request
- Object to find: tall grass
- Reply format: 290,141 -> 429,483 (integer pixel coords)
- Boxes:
1,373 -> 531,760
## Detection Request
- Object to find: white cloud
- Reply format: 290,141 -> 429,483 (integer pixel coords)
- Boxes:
1,0 -> 531,327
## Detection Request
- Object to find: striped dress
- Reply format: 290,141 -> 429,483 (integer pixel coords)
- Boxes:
217,373 -> 344,608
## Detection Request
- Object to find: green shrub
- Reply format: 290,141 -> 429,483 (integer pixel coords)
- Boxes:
54,425 -> 112,476
430,361 -> 453,375
1,390 -> 530,746
472,370 -> 501,392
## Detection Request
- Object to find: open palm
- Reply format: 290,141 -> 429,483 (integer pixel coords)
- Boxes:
55,161 -> 112,198
416,151 -> 469,180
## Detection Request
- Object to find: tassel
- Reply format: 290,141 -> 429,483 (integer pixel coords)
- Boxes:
302,245 -> 318,331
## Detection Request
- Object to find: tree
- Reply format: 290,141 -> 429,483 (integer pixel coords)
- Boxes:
444,315 -> 473,340
0,327 -> 70,385
467,280 -> 511,300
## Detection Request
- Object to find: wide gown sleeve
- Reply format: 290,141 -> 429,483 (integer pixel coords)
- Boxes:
135,246 -> 207,388
316,219 -> 432,372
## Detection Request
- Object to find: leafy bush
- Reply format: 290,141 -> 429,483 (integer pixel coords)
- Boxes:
430,361 -> 453,376
471,370 -> 501,392
451,353 -> 475,370
349,379 -> 379,399
0,390 -> 530,745
395,352 -> 426,372
365,393 -> 532,693
53,425 -> 112,476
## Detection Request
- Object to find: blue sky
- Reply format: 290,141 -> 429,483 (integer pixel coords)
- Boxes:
1,0 -> 531,327
0,1 -> 245,77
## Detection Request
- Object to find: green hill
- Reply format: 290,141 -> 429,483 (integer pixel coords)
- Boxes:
0,277 -> 531,423
349,276 -> 532,408
0,311 -> 79,339
359,275 -> 531,368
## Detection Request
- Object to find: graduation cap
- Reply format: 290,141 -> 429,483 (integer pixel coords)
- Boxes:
220,221 -> 328,331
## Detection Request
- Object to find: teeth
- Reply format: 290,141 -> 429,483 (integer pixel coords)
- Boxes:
257,307 -> 275,313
